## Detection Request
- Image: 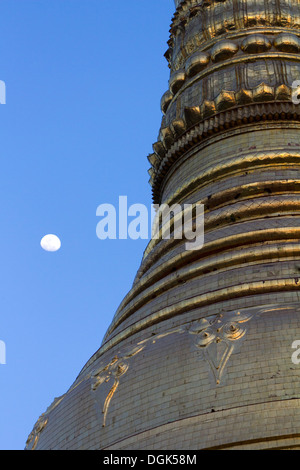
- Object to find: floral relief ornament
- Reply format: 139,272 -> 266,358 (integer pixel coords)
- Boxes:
188,310 -> 258,385
91,344 -> 146,427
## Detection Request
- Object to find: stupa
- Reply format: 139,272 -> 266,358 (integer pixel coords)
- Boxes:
26,0 -> 300,450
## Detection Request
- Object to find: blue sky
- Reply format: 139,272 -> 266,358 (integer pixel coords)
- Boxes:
0,0 -> 174,450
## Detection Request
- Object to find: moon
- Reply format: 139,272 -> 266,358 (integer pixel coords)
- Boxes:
40,234 -> 61,252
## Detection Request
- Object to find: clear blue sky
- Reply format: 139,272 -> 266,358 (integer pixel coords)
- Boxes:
0,0 -> 174,450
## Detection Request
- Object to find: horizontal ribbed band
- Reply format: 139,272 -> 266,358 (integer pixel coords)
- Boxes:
151,101 -> 300,204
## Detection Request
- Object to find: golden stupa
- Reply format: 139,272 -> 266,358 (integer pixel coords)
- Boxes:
26,0 -> 300,450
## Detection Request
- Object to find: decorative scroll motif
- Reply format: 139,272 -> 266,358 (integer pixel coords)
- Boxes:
91,329 -> 184,427
92,357 -> 129,427
25,415 -> 49,450
27,306 -> 268,439
91,309 -> 261,426
25,396 -> 65,450
91,344 -> 145,427
188,310 -> 257,385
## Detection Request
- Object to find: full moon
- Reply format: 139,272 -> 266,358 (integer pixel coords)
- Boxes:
40,234 -> 61,252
